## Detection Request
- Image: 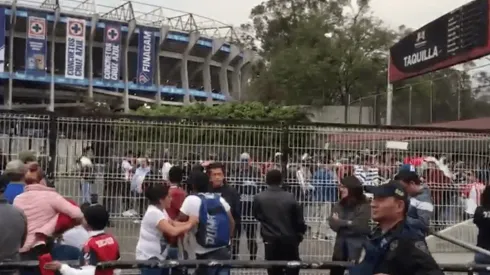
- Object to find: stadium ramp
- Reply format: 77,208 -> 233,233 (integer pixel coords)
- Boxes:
427,220 -> 476,264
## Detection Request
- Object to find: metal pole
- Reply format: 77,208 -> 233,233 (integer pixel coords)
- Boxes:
155,26 -> 168,105
431,230 -> 490,258
48,8 -> 59,112
88,14 -> 98,100
6,0 -> 17,110
123,20 -> 136,113
408,86 -> 412,125
386,53 -> 393,125
429,80 -> 433,123
358,98 -> 363,124
457,80 -> 461,120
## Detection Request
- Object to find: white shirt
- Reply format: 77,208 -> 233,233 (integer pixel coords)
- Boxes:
121,160 -> 133,181
354,165 -> 380,186
130,166 -> 151,193
135,205 -> 170,260
179,193 -> 231,255
161,162 -> 173,181
62,225 -> 90,250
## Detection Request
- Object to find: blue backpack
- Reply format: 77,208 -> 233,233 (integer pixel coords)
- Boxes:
195,193 -> 231,248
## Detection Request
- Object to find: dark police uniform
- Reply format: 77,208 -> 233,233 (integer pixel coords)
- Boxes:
351,181 -> 443,275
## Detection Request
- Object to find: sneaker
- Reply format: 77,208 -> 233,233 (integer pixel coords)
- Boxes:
122,209 -> 138,217
133,219 -> 142,224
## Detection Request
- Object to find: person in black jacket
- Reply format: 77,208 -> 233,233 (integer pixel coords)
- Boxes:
232,153 -> 263,260
206,162 -> 241,259
253,169 -> 306,275
473,185 -> 490,274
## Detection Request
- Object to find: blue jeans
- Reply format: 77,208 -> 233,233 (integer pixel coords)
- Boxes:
80,179 -> 92,204
475,253 -> 490,275
51,244 -> 81,261
195,247 -> 231,275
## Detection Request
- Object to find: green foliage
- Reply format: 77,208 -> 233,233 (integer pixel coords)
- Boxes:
111,103 -> 307,153
133,102 -> 307,121
240,0 -> 490,124
244,0 -> 395,107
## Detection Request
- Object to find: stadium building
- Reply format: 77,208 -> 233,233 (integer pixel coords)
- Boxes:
0,0 -> 253,111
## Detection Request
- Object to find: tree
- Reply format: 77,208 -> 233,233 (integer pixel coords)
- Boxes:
242,0 -> 490,125
244,0 -> 395,112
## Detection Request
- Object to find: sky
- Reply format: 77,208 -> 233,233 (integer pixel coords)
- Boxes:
124,0 -> 475,30
109,0 -> 488,84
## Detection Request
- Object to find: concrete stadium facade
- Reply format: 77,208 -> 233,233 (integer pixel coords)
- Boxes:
0,0 -> 253,111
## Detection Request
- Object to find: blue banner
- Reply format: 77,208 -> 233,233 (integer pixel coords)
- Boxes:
137,28 -> 155,86
103,24 -> 121,82
0,8 -> 5,73
25,16 -> 47,76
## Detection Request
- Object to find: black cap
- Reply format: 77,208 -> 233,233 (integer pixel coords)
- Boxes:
365,180 -> 408,201
394,170 -> 421,184
341,175 -> 363,189
394,164 -> 421,184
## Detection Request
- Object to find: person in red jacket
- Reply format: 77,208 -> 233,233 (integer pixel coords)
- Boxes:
165,166 -> 187,248
44,204 -> 120,275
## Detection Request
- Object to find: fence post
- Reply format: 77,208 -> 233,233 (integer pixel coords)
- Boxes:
47,112 -> 58,185
280,121 -> 289,177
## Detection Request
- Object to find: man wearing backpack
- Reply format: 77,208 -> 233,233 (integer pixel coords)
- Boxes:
179,171 -> 235,275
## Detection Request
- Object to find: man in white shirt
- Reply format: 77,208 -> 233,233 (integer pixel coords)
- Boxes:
179,171 -> 235,275
121,152 -> 135,217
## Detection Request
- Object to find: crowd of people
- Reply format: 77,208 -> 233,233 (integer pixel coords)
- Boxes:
78,148 -> 488,236
1,148 -> 490,275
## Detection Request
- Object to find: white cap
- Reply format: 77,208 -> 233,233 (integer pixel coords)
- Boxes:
240,152 -> 250,160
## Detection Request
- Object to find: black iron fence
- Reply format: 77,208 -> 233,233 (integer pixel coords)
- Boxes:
0,110 -> 489,260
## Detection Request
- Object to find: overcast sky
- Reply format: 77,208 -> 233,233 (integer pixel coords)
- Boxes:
106,0 -> 488,80
127,0 -> 475,30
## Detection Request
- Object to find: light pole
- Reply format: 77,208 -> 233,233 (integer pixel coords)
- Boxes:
348,92 -> 385,124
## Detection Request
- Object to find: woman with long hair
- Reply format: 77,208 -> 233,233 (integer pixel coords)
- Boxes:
136,184 -> 196,275
473,185 -> 490,274
328,176 -> 371,275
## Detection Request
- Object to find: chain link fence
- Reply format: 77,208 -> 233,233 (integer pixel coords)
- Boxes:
1,111 -> 489,265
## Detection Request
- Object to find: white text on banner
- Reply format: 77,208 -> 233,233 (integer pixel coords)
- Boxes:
65,18 -> 85,79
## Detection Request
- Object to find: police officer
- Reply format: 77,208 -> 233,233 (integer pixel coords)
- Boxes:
350,180 -> 443,275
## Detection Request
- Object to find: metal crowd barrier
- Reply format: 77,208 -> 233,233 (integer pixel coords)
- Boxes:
0,111 -> 489,260
0,260 -> 488,274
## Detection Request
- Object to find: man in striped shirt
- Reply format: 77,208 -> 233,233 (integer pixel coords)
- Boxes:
353,156 -> 380,186
395,165 -> 434,237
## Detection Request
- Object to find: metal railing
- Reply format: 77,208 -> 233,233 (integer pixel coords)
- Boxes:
1,110 -> 489,261
0,260 -> 488,275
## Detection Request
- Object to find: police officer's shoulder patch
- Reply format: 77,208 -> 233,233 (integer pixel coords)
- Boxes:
414,241 -> 429,254
389,240 -> 398,251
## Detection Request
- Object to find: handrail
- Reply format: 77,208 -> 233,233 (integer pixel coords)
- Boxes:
0,260 -> 488,273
